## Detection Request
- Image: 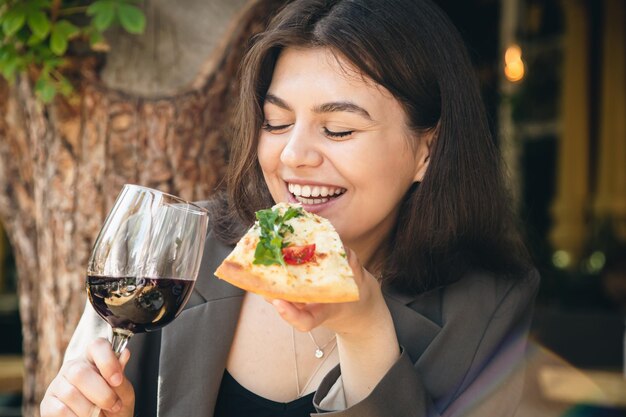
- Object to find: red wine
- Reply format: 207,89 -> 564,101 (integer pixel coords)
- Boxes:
87,276 -> 195,333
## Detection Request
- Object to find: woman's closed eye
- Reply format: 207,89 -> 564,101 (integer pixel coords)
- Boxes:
262,122 -> 292,133
323,127 -> 354,139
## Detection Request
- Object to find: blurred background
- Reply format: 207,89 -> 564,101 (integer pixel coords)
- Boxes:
0,0 -> 624,416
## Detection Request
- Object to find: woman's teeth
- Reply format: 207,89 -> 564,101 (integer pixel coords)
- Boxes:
287,183 -> 346,204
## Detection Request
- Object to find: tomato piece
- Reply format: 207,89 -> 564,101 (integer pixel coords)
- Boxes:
282,244 -> 316,265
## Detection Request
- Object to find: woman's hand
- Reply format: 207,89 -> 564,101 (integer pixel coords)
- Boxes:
41,338 -> 135,417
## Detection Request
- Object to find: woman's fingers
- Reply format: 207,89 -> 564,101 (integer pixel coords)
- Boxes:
106,371 -> 135,417
61,358 -> 122,413
113,349 -> 134,400
345,247 -> 375,287
87,338 -> 125,387
272,299 -> 327,332
272,299 -> 311,331
42,378 -> 84,417
119,348 -> 131,370
41,339 -> 133,417
40,394 -> 80,417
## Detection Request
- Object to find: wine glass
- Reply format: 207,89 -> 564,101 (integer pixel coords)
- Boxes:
86,184 -> 208,417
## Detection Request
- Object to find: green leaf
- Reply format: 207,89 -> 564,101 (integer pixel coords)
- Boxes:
55,20 -> 80,38
0,46 -> 24,82
30,0 -> 52,9
50,29 -> 68,55
86,0 -> 115,16
27,32 -> 47,46
92,6 -> 115,31
49,20 -> 79,55
117,3 -> 145,34
35,77 -> 57,102
0,56 -> 18,82
0,46 -> 10,61
2,6 -> 26,37
87,0 -> 117,32
27,10 -> 50,38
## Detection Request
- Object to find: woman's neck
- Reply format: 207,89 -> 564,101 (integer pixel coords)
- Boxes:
350,235 -> 391,279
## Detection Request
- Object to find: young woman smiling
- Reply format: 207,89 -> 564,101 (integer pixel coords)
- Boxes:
42,1 -> 539,416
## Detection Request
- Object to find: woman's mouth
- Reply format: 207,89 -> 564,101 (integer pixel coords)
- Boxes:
287,182 -> 346,205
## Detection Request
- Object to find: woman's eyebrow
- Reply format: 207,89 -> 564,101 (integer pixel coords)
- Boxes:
265,93 -> 292,110
265,93 -> 373,121
313,101 -> 373,121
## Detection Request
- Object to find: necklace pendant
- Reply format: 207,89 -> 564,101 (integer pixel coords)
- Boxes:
315,348 -> 324,359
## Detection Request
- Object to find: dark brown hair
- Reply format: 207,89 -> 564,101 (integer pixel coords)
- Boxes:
214,0 -> 531,294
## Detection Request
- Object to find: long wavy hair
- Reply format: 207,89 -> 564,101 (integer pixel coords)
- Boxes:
212,0 -> 531,294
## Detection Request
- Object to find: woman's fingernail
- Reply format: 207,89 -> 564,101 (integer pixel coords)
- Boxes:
110,399 -> 122,413
110,373 -> 122,386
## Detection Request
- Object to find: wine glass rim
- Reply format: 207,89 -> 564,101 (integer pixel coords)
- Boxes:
122,184 -> 209,215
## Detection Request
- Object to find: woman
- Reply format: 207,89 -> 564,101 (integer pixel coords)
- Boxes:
41,0 -> 539,416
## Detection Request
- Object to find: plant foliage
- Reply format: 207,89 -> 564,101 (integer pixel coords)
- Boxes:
0,0 -> 146,102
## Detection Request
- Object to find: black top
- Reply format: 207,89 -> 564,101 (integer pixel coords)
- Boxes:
213,370 -> 317,417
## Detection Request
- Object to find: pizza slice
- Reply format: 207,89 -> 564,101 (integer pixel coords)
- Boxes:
214,202 -> 359,303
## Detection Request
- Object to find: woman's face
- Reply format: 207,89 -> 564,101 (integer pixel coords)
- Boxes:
257,47 -> 430,259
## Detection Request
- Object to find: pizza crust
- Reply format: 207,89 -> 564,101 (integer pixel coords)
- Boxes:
215,260 -> 359,303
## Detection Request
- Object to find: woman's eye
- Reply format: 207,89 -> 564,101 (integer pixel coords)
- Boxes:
261,122 -> 291,133
323,127 -> 354,139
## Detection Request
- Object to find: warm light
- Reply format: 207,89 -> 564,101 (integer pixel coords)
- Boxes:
504,44 -> 525,83
505,60 -> 525,82
505,44 -> 522,63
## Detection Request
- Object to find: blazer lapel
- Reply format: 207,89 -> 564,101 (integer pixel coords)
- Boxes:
383,285 -> 442,362
157,233 -> 244,417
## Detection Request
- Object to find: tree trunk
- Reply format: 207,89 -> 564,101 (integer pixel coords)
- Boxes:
0,1 -> 284,414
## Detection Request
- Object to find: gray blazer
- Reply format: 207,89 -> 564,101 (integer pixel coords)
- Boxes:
66,232 -> 539,417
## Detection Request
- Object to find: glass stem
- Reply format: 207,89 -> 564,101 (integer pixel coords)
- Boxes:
111,328 -> 133,356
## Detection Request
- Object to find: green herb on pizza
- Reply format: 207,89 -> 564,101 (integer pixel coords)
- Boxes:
253,206 -> 304,266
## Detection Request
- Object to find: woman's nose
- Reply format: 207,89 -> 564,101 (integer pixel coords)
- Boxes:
279,127 -> 323,168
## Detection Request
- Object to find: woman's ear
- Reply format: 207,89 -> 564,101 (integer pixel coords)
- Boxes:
413,126 -> 437,182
